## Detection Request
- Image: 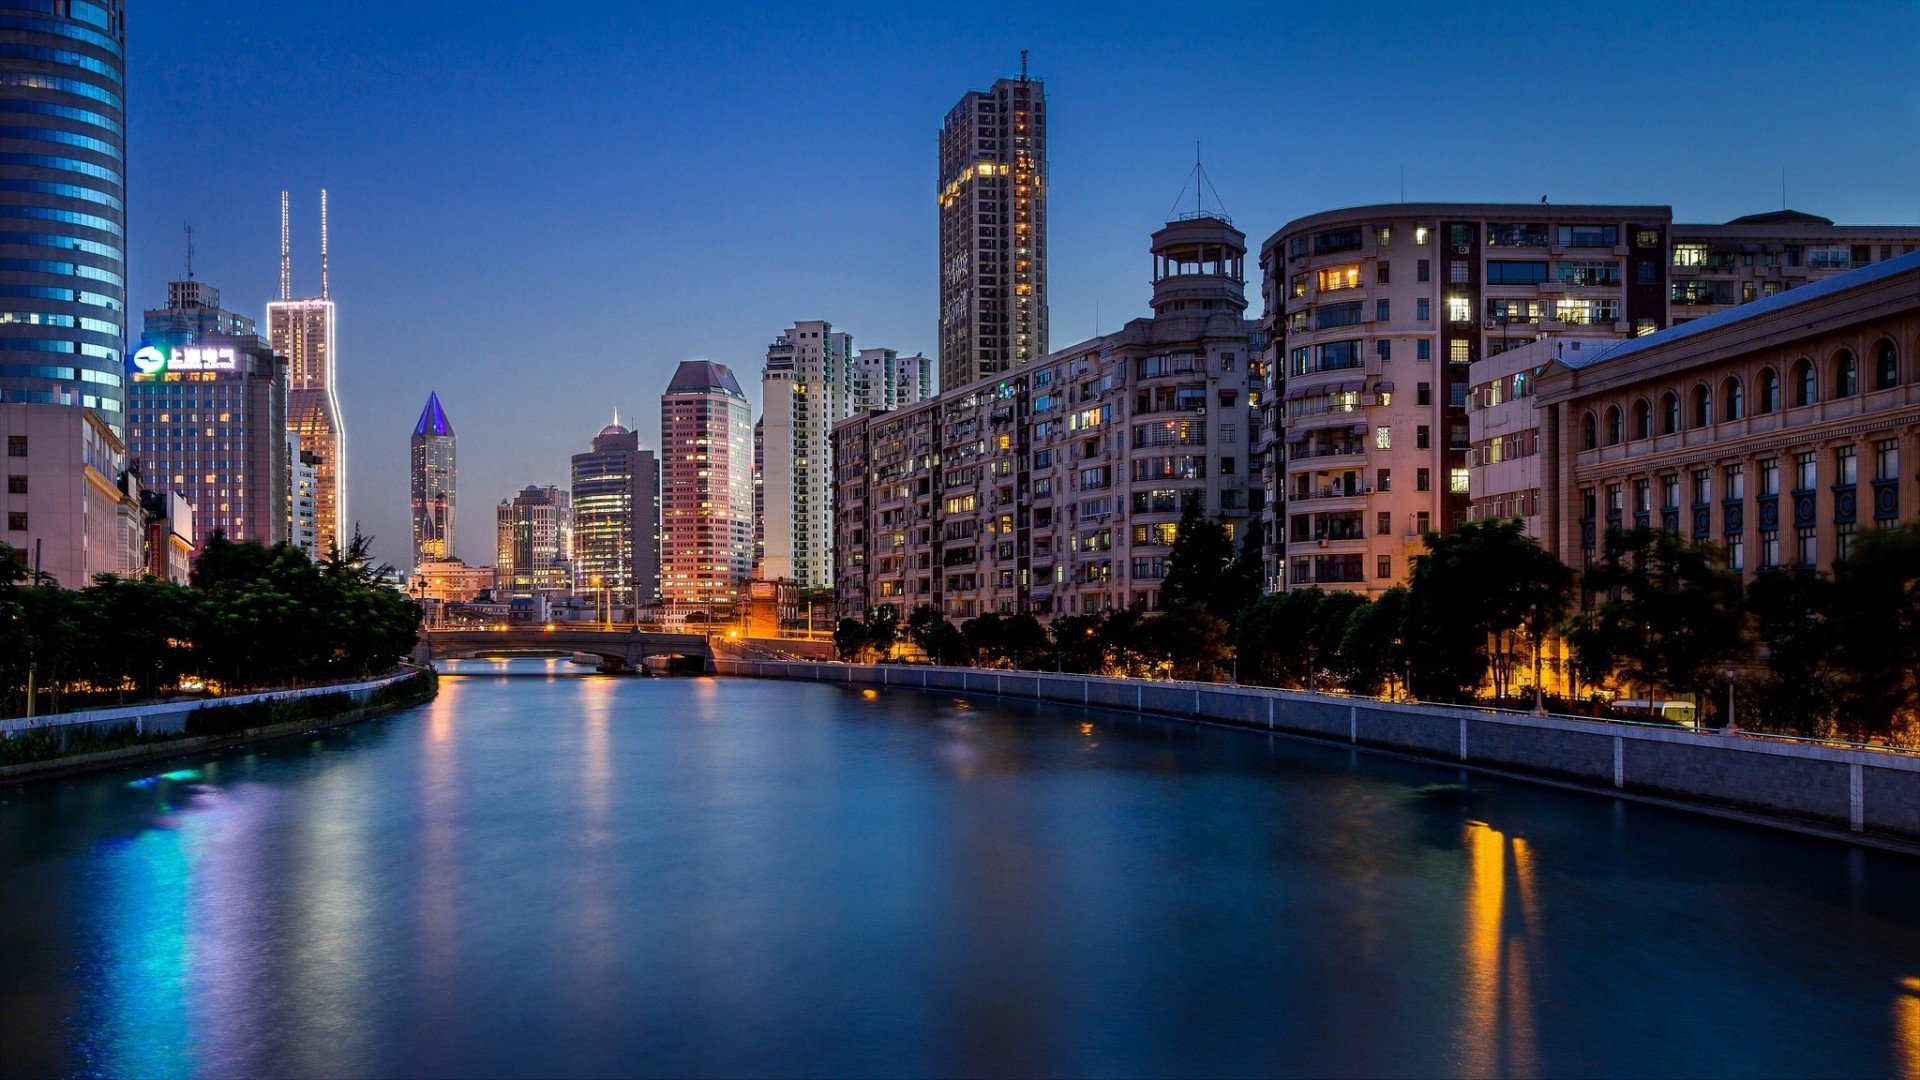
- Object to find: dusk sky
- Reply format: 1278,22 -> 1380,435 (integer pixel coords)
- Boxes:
125,1 -> 1920,570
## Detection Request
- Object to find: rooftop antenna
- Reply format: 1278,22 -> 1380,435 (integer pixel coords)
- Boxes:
1400,164 -> 1405,203
183,222 -> 194,280
319,188 -> 330,300
1020,49 -> 1028,82
1781,167 -> 1787,211
278,190 -> 290,300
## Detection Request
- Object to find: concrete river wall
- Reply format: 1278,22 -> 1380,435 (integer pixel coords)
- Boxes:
714,659 -> 1920,850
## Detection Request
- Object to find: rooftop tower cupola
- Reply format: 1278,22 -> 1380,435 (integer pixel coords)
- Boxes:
1149,211 -> 1248,317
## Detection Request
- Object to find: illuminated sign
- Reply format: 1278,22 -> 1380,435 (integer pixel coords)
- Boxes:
129,345 -> 238,375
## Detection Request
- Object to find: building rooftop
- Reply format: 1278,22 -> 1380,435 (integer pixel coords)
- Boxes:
666,360 -> 746,398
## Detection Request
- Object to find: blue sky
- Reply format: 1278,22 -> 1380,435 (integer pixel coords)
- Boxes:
125,1 -> 1920,568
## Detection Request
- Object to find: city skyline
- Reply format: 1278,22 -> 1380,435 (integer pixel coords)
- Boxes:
119,2 -> 1920,569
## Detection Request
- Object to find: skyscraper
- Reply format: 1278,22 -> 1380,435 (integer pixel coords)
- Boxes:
937,56 -> 1046,392
759,320 -> 850,587
268,191 -> 347,553
410,391 -> 454,568
570,416 -> 660,614
127,279 -> 290,549
660,360 -> 752,614
0,1 -> 127,434
496,484 -> 571,598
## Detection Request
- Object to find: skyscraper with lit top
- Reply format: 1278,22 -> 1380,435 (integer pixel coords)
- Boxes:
570,414 -> 659,614
938,55 -> 1046,392
410,391 -> 454,568
268,191 -> 346,552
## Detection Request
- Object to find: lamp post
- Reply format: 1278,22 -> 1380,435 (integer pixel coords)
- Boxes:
1724,667 -> 1737,733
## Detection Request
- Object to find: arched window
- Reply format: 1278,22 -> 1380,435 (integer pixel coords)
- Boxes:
1633,399 -> 1651,440
1606,405 -> 1623,445
1661,392 -> 1679,434
1722,377 -> 1744,421
1793,358 -> 1816,407
1757,368 -> 1780,413
1582,412 -> 1597,450
1875,340 -> 1899,390
1691,385 -> 1711,428
1834,349 -> 1858,397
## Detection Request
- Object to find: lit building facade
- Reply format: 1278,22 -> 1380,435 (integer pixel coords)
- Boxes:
1259,204 -> 1673,593
1537,251 -> 1920,580
1668,210 -> 1920,324
288,434 -> 317,555
495,484 -> 571,598
1,401 -> 142,587
759,320 -> 850,587
127,280 -> 289,550
410,391 -> 454,567
0,0 -> 127,437
408,558 -> 495,604
835,213 -> 1262,621
937,63 -> 1046,392
570,417 -> 660,612
660,360 -> 752,613
268,190 -> 346,552
854,348 -> 931,412
1465,337 -> 1613,538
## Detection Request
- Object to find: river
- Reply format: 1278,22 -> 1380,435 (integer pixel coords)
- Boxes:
2,659 -> 1918,1078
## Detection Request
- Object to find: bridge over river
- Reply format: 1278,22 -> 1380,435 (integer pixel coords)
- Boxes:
422,627 -> 714,672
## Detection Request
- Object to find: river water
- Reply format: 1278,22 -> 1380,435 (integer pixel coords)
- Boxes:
2,659 -> 1919,1078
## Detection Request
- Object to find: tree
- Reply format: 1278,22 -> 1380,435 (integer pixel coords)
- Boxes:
1827,524 -> 1920,741
1571,527 -> 1745,716
1745,569 -> 1842,735
833,618 -> 868,662
864,605 -> 900,661
998,612 -> 1049,669
1160,495 -> 1260,622
1340,587 -> 1406,696
1403,518 -> 1573,703
1138,604 -> 1233,682
1050,613 -> 1107,673
1234,589 -> 1324,688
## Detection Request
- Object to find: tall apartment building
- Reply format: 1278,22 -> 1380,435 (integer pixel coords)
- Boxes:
495,484 -> 571,598
127,279 -> 290,550
0,0 -> 127,436
660,360 -> 752,614
410,391 -> 454,567
1259,204 -> 1673,594
570,417 -> 660,613
2,401 -> 143,587
268,191 -> 346,552
836,212 -> 1262,621
853,348 -> 931,412
759,321 -> 851,587
937,61 -> 1046,392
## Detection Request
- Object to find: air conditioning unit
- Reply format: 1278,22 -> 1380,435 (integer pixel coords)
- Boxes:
1484,319 -> 1498,329
1454,245 -> 1471,254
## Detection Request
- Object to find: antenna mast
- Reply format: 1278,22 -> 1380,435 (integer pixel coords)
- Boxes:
320,188 -> 330,300
184,223 -> 194,280
1020,49 -> 1028,82
278,191 -> 290,300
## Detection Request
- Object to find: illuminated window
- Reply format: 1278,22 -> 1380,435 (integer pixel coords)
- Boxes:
1316,264 -> 1361,292
1445,296 -> 1473,323
1672,243 -> 1709,267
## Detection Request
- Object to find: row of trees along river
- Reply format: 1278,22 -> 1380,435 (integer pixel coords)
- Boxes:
0,532 -> 421,718
835,501 -> 1920,745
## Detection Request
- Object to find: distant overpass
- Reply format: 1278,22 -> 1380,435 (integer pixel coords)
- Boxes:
423,627 -> 713,672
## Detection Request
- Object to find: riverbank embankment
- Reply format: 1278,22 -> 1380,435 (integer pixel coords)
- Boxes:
716,659 -> 1920,854
0,667 -> 437,784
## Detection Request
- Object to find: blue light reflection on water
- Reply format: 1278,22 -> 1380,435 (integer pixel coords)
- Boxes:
3,660 -> 1920,1078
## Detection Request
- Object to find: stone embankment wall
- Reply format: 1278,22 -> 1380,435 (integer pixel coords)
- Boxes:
714,660 -> 1920,847
0,671 -> 419,738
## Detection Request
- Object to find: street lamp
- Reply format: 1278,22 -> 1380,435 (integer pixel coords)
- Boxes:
1724,667 -> 1737,733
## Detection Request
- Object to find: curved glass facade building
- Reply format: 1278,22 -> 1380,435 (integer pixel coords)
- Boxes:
0,0 -> 126,435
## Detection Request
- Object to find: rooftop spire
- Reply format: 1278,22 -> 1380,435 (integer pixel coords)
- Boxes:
278,190 -> 290,301
414,391 -> 453,437
320,189 -> 330,300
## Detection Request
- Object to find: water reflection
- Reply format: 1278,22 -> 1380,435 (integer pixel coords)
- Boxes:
1457,821 -> 1538,1078
1898,976 -> 1920,1079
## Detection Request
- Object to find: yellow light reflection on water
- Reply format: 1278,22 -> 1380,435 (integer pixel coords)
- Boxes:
1896,976 -> 1920,1079
1457,821 -> 1538,1077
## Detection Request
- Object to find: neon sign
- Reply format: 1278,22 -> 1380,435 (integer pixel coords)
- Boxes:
129,345 -> 238,375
